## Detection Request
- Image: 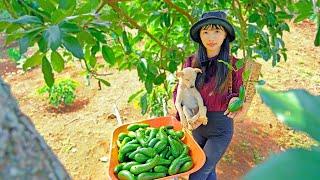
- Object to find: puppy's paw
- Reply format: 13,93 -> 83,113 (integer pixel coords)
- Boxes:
180,120 -> 188,129
190,121 -> 201,130
202,118 -> 208,125
198,116 -> 208,125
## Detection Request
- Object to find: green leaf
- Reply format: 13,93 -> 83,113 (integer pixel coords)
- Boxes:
137,62 -> 146,81
23,51 -> 44,71
42,56 -> 54,88
102,45 -> 116,65
77,31 -> 96,45
88,28 -> 106,43
74,2 -> 93,15
59,0 -> 76,10
89,56 -> 97,68
51,9 -> 68,24
145,75 -> 153,93
19,36 -> 29,55
51,51 -> 65,73
315,16 -> 320,46
140,93 -> 148,115
62,34 -> 84,59
74,0 -> 99,15
122,31 -> 132,54
168,61 -> 178,73
243,69 -> 251,82
7,48 -> 21,61
0,21 -> 9,31
44,25 -> 61,51
38,0 -> 56,12
294,12 -> 312,23
38,36 -> 48,53
12,15 -> 42,24
217,60 -> 233,70
244,149 -> 320,180
164,13 -> 171,27
278,23 -> 290,32
154,73 -> 166,85
248,24 -> 257,39
257,88 -> 320,142
96,78 -> 111,87
266,13 -> 277,26
249,13 -> 260,23
59,21 -> 80,33
128,89 -> 144,103
235,59 -> 245,70
84,46 -> 97,68
275,11 -> 293,19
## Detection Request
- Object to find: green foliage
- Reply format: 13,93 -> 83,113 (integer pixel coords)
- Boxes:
0,0 -> 319,116
7,48 -> 21,62
244,86 -> 320,179
245,149 -> 320,180
129,83 -> 173,117
257,87 -> 320,142
38,79 -> 78,107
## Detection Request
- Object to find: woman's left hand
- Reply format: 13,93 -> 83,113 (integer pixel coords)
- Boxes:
224,97 -> 245,119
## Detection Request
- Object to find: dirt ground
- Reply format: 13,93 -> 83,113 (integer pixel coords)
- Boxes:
1,20 -> 319,180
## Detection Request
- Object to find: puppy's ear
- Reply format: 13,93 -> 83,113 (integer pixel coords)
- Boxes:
176,71 -> 184,77
194,68 -> 202,73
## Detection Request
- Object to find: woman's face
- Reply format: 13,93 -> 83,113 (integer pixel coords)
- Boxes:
199,24 -> 227,53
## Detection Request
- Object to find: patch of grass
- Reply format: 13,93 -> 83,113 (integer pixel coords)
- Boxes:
61,138 -> 76,153
298,69 -> 313,77
276,130 -> 319,149
252,128 -> 260,135
252,148 -> 264,165
222,152 -> 237,164
239,140 -> 251,152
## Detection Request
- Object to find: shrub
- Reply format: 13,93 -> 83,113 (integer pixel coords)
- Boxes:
38,79 -> 78,107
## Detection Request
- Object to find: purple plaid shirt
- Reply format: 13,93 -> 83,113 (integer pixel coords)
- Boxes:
173,54 -> 244,115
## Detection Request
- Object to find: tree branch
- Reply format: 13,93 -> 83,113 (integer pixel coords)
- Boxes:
107,1 -> 168,50
163,0 -> 195,24
232,0 -> 248,61
3,0 -> 18,18
18,0 -> 50,21
97,0 -> 132,14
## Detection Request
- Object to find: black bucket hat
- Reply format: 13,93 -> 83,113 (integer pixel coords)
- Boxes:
190,11 -> 235,43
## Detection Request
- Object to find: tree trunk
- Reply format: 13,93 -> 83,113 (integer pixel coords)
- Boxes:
0,78 -> 70,179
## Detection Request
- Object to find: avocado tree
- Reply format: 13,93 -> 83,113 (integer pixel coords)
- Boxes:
0,0 -> 319,116
0,78 -> 70,179
0,0 -> 320,178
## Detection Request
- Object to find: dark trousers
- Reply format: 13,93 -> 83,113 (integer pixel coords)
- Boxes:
189,111 -> 234,180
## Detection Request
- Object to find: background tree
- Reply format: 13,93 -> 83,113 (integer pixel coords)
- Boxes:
0,0 -> 319,178
0,78 -> 70,179
1,0 -> 319,116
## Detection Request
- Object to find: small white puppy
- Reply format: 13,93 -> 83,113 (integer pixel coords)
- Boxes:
175,67 -> 208,130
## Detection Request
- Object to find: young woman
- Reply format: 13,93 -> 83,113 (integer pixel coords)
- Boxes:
173,11 -> 245,180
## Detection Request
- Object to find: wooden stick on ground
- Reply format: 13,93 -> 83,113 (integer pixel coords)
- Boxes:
113,104 -> 122,125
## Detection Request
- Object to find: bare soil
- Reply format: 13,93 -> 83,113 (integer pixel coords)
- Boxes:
1,20 -> 319,180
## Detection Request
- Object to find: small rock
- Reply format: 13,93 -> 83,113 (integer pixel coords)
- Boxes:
71,147 -> 78,153
107,113 -> 116,119
99,156 -> 109,162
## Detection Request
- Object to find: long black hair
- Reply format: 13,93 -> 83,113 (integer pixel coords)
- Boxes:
195,24 -> 231,93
